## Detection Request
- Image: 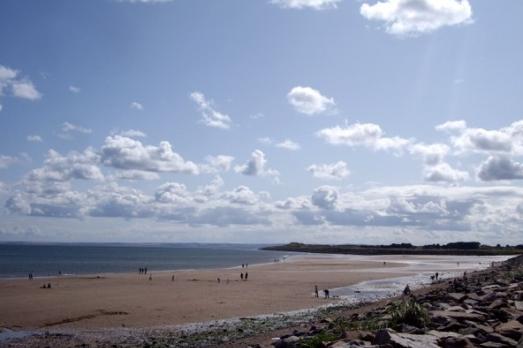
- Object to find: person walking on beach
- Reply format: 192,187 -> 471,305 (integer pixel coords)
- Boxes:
171,275 -> 175,282
435,272 -> 439,281
323,289 -> 330,299
148,274 -> 152,281
240,272 -> 244,280
314,285 -> 319,298
403,284 -> 411,296
145,267 -> 148,274
245,272 -> 248,280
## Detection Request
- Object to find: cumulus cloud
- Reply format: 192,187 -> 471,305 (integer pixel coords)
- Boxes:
271,0 -> 341,10
409,143 -> 449,165
287,86 -> 335,115
27,148 -> 104,183
190,91 -> 232,129
275,139 -> 301,151
27,135 -> 43,143
360,0 -> 473,36
477,156 -> 523,181
113,170 -> 160,181
317,122 -> 411,152
234,150 -> 279,178
307,161 -> 350,180
119,129 -> 147,138
311,186 -> 338,209
424,162 -> 468,183
435,120 -> 467,132
101,135 -> 199,174
202,155 -> 235,173
438,120 -> 523,155
130,101 -> 143,110
0,64 -> 42,109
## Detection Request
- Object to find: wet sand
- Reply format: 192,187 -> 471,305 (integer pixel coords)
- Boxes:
0,254 -> 508,330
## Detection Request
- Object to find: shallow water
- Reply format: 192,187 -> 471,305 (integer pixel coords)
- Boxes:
330,254 -> 513,303
0,243 -> 289,278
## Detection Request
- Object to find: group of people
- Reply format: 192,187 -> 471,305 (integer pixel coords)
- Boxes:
40,283 -> 52,289
240,272 -> 249,280
138,267 -> 148,274
314,285 -> 330,299
430,272 -> 440,282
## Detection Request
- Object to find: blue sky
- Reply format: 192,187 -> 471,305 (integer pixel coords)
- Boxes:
1,0 -> 522,244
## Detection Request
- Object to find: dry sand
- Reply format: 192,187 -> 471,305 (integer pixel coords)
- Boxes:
0,256 -> 408,330
2,253 -> 506,332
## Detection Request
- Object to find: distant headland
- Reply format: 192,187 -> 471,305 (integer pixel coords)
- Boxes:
262,241 -> 523,256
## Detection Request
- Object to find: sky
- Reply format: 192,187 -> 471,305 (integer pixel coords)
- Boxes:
0,0 -> 522,245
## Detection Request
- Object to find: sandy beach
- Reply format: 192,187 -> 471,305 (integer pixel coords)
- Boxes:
0,254 -> 508,331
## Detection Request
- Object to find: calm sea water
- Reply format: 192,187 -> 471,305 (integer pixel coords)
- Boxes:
0,243 -> 290,278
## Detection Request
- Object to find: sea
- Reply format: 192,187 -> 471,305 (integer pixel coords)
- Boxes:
0,243 -> 290,278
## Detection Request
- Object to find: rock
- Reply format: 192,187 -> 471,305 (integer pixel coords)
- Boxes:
479,342 -> 505,347
448,293 -> 467,302
515,301 -> 523,311
283,335 -> 300,344
495,320 -> 523,340
431,310 -> 486,322
373,329 -> 439,348
486,333 -> 518,346
426,330 -> 462,339
438,336 -> 475,348
488,299 -> 506,310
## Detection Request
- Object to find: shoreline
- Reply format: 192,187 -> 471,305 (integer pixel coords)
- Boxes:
0,253 -> 514,347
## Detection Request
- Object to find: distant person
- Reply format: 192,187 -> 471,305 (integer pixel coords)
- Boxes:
242,264 -> 244,268
217,277 -> 221,283
383,261 -> 386,266
47,283 -> 52,289
314,285 -> 319,298
145,267 -> 148,274
240,273 -> 244,280
171,275 -> 175,282
435,272 -> 439,280
403,284 -> 411,296
245,272 -> 248,280
324,289 -> 330,299
58,270 -> 62,276
149,274 -> 152,281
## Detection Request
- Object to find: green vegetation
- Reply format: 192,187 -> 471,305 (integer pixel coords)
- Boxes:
387,299 -> 430,330
263,241 -> 523,256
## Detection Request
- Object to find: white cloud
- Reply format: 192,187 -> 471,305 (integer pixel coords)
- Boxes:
423,162 -> 468,183
477,156 -> 523,182
27,135 -> 43,143
60,122 -> 93,138
409,143 -> 449,165
234,149 -> 279,178
28,148 -> 104,183
130,101 -> 144,110
69,86 -> 81,93
0,155 -> 19,169
101,135 -> 199,174
360,0 -> 473,36
275,139 -> 301,151
113,170 -> 160,181
11,80 -> 42,100
0,64 -> 42,108
317,122 -> 411,152
190,91 -> 232,129
203,155 -> 235,173
287,86 -> 335,115
307,161 -> 350,180
435,120 -> 467,132
271,0 -> 341,10
119,129 -> 147,138
311,186 -> 338,209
